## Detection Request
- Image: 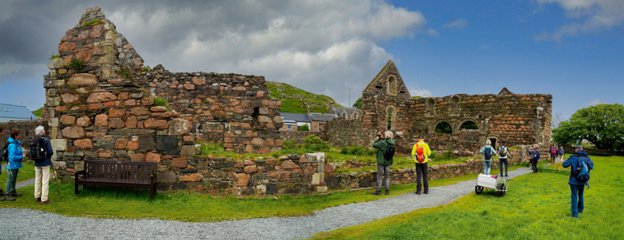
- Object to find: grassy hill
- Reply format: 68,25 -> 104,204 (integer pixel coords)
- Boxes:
32,107 -> 43,118
267,81 -> 341,113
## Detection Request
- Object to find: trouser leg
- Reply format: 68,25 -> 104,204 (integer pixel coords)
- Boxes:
416,163 -> 422,193
35,166 -> 42,198
570,184 -> 578,217
42,166 -> 50,201
6,169 -> 19,194
376,164 -> 383,191
422,163 -> 429,193
383,165 -> 390,191
578,185 -> 585,213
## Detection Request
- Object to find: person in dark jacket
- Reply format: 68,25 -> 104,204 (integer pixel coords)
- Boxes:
5,129 -> 24,200
529,144 -> 540,173
562,147 -> 594,218
33,126 -> 54,204
372,130 -> 395,195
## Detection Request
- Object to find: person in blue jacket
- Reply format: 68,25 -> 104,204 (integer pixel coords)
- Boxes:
562,146 -> 594,218
6,129 -> 24,200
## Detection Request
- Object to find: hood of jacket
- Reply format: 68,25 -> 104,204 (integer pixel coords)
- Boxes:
576,150 -> 589,157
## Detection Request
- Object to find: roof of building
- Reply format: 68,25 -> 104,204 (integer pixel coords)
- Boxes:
280,112 -> 310,123
308,113 -> 337,122
0,103 -> 37,122
331,107 -> 362,116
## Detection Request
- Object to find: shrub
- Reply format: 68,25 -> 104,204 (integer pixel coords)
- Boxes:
199,143 -> 225,155
69,59 -> 85,71
153,97 -> 168,107
298,124 -> 309,132
282,140 -> 299,150
303,135 -> 331,151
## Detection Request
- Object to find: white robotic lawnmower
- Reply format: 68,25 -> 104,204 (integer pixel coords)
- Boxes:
475,174 -> 507,197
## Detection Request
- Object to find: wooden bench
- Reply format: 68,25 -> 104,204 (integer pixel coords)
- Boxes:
75,159 -> 158,198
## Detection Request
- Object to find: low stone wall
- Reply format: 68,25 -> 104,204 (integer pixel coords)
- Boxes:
0,120 -> 48,146
161,153 -> 327,195
280,131 -> 321,144
325,147 -> 530,190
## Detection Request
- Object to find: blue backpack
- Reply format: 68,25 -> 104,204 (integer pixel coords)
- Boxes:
576,158 -> 590,183
484,147 -> 492,160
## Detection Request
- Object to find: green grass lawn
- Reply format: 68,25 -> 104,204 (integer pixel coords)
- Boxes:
0,166 -> 499,222
0,161 -> 36,184
313,155 -> 624,240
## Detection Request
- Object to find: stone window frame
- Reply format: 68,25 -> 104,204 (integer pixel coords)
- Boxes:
386,75 -> 398,96
386,105 -> 397,130
434,120 -> 453,134
459,119 -> 480,131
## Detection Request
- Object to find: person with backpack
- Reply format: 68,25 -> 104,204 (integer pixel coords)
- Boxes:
498,142 -> 510,177
411,135 -> 431,195
530,144 -> 541,173
32,125 -> 53,204
479,139 -> 496,175
562,146 -> 594,218
5,129 -> 24,200
372,130 -> 395,195
557,145 -> 565,163
550,144 -> 557,163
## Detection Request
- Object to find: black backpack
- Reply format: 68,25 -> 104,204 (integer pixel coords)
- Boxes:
384,141 -> 395,161
0,142 -> 12,162
29,137 -> 47,162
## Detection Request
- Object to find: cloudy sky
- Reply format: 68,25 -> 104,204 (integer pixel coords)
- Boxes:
1,0 -> 622,120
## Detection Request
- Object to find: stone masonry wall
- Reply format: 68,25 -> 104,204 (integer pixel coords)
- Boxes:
142,66 -> 283,153
0,120 -> 48,147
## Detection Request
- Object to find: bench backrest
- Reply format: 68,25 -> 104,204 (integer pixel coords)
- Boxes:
84,160 -> 157,182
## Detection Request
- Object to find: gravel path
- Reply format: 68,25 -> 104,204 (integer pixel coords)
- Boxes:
0,168 -> 531,240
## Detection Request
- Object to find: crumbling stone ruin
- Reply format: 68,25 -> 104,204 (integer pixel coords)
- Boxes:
326,60 -> 552,154
43,7 -> 283,185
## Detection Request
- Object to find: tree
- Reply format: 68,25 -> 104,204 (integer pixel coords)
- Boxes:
353,97 -> 362,109
552,104 -> 624,150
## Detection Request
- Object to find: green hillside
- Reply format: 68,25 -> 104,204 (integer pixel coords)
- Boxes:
32,107 -> 43,118
267,81 -> 341,113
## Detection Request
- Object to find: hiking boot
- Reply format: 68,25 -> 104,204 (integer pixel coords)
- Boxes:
36,197 -> 41,202
40,200 -> 50,204
7,192 -> 22,197
373,190 -> 381,195
415,191 -> 421,195
384,190 -> 389,195
424,191 -> 429,195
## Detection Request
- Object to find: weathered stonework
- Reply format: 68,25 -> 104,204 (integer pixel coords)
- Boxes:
326,60 -> 552,154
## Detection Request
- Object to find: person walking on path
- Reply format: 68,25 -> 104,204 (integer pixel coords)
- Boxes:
550,144 -> 558,163
529,144 -> 541,173
411,135 -> 431,195
32,126 -> 53,204
562,146 -> 594,218
498,142 -> 510,177
479,139 -> 496,175
5,129 -> 24,200
557,145 -> 565,163
372,130 -> 395,195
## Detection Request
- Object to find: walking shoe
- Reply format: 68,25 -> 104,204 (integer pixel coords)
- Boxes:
40,200 -> 50,204
424,191 -> 429,195
36,197 -> 41,202
373,190 -> 381,195
5,197 -> 15,201
7,192 -> 23,197
384,190 -> 389,195
414,191 -> 421,195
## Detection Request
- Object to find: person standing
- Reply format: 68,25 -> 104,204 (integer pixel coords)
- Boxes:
5,129 -> 24,200
562,146 -> 594,218
557,145 -> 565,163
411,135 -> 431,195
550,144 -> 557,163
32,126 -> 53,204
372,130 -> 395,195
530,144 -> 541,173
479,139 -> 496,175
498,142 -> 510,177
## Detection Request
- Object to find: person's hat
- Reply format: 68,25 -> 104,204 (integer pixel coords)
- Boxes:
417,135 -> 424,139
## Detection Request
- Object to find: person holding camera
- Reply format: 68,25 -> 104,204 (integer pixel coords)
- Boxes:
372,130 -> 395,195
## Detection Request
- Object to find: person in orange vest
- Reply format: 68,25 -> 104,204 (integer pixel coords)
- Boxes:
411,135 -> 431,195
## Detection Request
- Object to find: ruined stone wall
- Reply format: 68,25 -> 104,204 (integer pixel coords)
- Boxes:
142,66 -> 283,153
0,120 -> 48,147
324,119 -> 372,147
280,131 -> 321,144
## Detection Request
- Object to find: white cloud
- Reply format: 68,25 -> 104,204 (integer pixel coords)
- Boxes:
535,0 -> 624,41
443,18 -> 469,29
102,1 -> 427,106
409,88 -> 433,98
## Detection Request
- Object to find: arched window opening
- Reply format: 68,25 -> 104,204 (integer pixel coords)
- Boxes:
387,106 -> 396,130
435,121 -> 453,134
460,121 -> 479,130
387,75 -> 398,96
